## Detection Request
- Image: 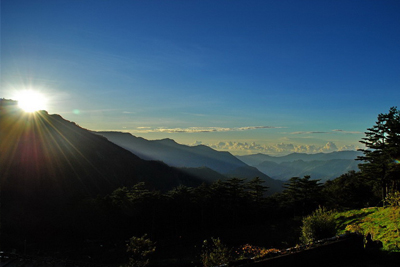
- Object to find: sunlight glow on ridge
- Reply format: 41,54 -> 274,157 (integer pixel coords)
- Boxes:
15,90 -> 47,112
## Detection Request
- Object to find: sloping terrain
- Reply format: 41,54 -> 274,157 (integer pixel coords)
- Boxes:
335,207 -> 400,252
0,100 -> 204,248
1,105 -> 203,198
178,166 -> 228,183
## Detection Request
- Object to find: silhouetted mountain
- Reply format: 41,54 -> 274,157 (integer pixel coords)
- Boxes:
0,100 -> 204,246
1,104 -> 203,196
178,166 -> 227,183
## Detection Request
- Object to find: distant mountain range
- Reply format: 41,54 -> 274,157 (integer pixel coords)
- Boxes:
95,132 -> 247,173
96,131 -> 284,193
237,151 -> 363,165
237,151 -> 362,181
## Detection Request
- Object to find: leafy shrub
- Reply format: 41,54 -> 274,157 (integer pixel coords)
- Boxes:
300,207 -> 337,244
201,237 -> 232,267
125,234 -> 156,267
345,224 -> 364,235
236,244 -> 280,260
386,191 -> 400,207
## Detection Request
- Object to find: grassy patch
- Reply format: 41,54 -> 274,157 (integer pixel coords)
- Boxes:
334,207 -> 400,252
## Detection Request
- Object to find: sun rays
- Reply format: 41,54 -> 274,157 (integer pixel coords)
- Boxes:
0,100 -> 107,195
15,90 -> 47,112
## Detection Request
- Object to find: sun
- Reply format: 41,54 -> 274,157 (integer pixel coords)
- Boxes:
15,90 -> 47,112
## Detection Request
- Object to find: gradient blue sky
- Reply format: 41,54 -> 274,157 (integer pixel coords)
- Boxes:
2,0 -> 400,155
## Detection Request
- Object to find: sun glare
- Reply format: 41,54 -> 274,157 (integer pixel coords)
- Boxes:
16,90 -> 47,112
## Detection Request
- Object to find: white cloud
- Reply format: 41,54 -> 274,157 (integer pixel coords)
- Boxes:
321,141 -> 338,152
291,131 -> 329,134
291,130 -> 362,135
132,125 -> 282,133
332,129 -> 362,134
338,144 -> 360,151
192,140 -> 203,146
203,141 -> 360,156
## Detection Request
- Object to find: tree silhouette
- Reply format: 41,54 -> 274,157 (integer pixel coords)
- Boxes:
282,175 -> 323,215
246,177 -> 269,204
323,170 -> 375,209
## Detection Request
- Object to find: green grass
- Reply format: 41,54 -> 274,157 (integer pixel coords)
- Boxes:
334,207 -> 400,252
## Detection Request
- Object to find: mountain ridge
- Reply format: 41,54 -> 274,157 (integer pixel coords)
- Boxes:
0,102 -> 207,199
96,131 -> 284,194
237,151 -> 362,181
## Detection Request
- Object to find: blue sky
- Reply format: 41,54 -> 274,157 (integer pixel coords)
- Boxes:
2,0 -> 400,155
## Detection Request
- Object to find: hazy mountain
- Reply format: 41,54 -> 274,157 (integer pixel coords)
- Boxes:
237,151 -> 363,165
237,151 -> 362,182
237,153 -> 280,166
178,166 -> 227,183
254,159 -> 359,182
96,131 -> 284,194
96,131 -> 248,173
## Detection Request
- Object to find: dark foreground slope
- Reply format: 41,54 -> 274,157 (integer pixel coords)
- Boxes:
0,100 -> 203,249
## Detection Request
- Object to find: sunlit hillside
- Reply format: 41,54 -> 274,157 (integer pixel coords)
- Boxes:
335,207 -> 400,252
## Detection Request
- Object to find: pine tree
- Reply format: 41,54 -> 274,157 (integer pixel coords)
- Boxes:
224,177 -> 247,226
358,107 -> 400,204
246,177 -> 268,204
282,175 -> 323,215
224,177 -> 247,202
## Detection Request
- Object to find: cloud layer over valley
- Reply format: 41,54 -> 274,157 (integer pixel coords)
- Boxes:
197,141 -> 360,156
125,125 -> 363,155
